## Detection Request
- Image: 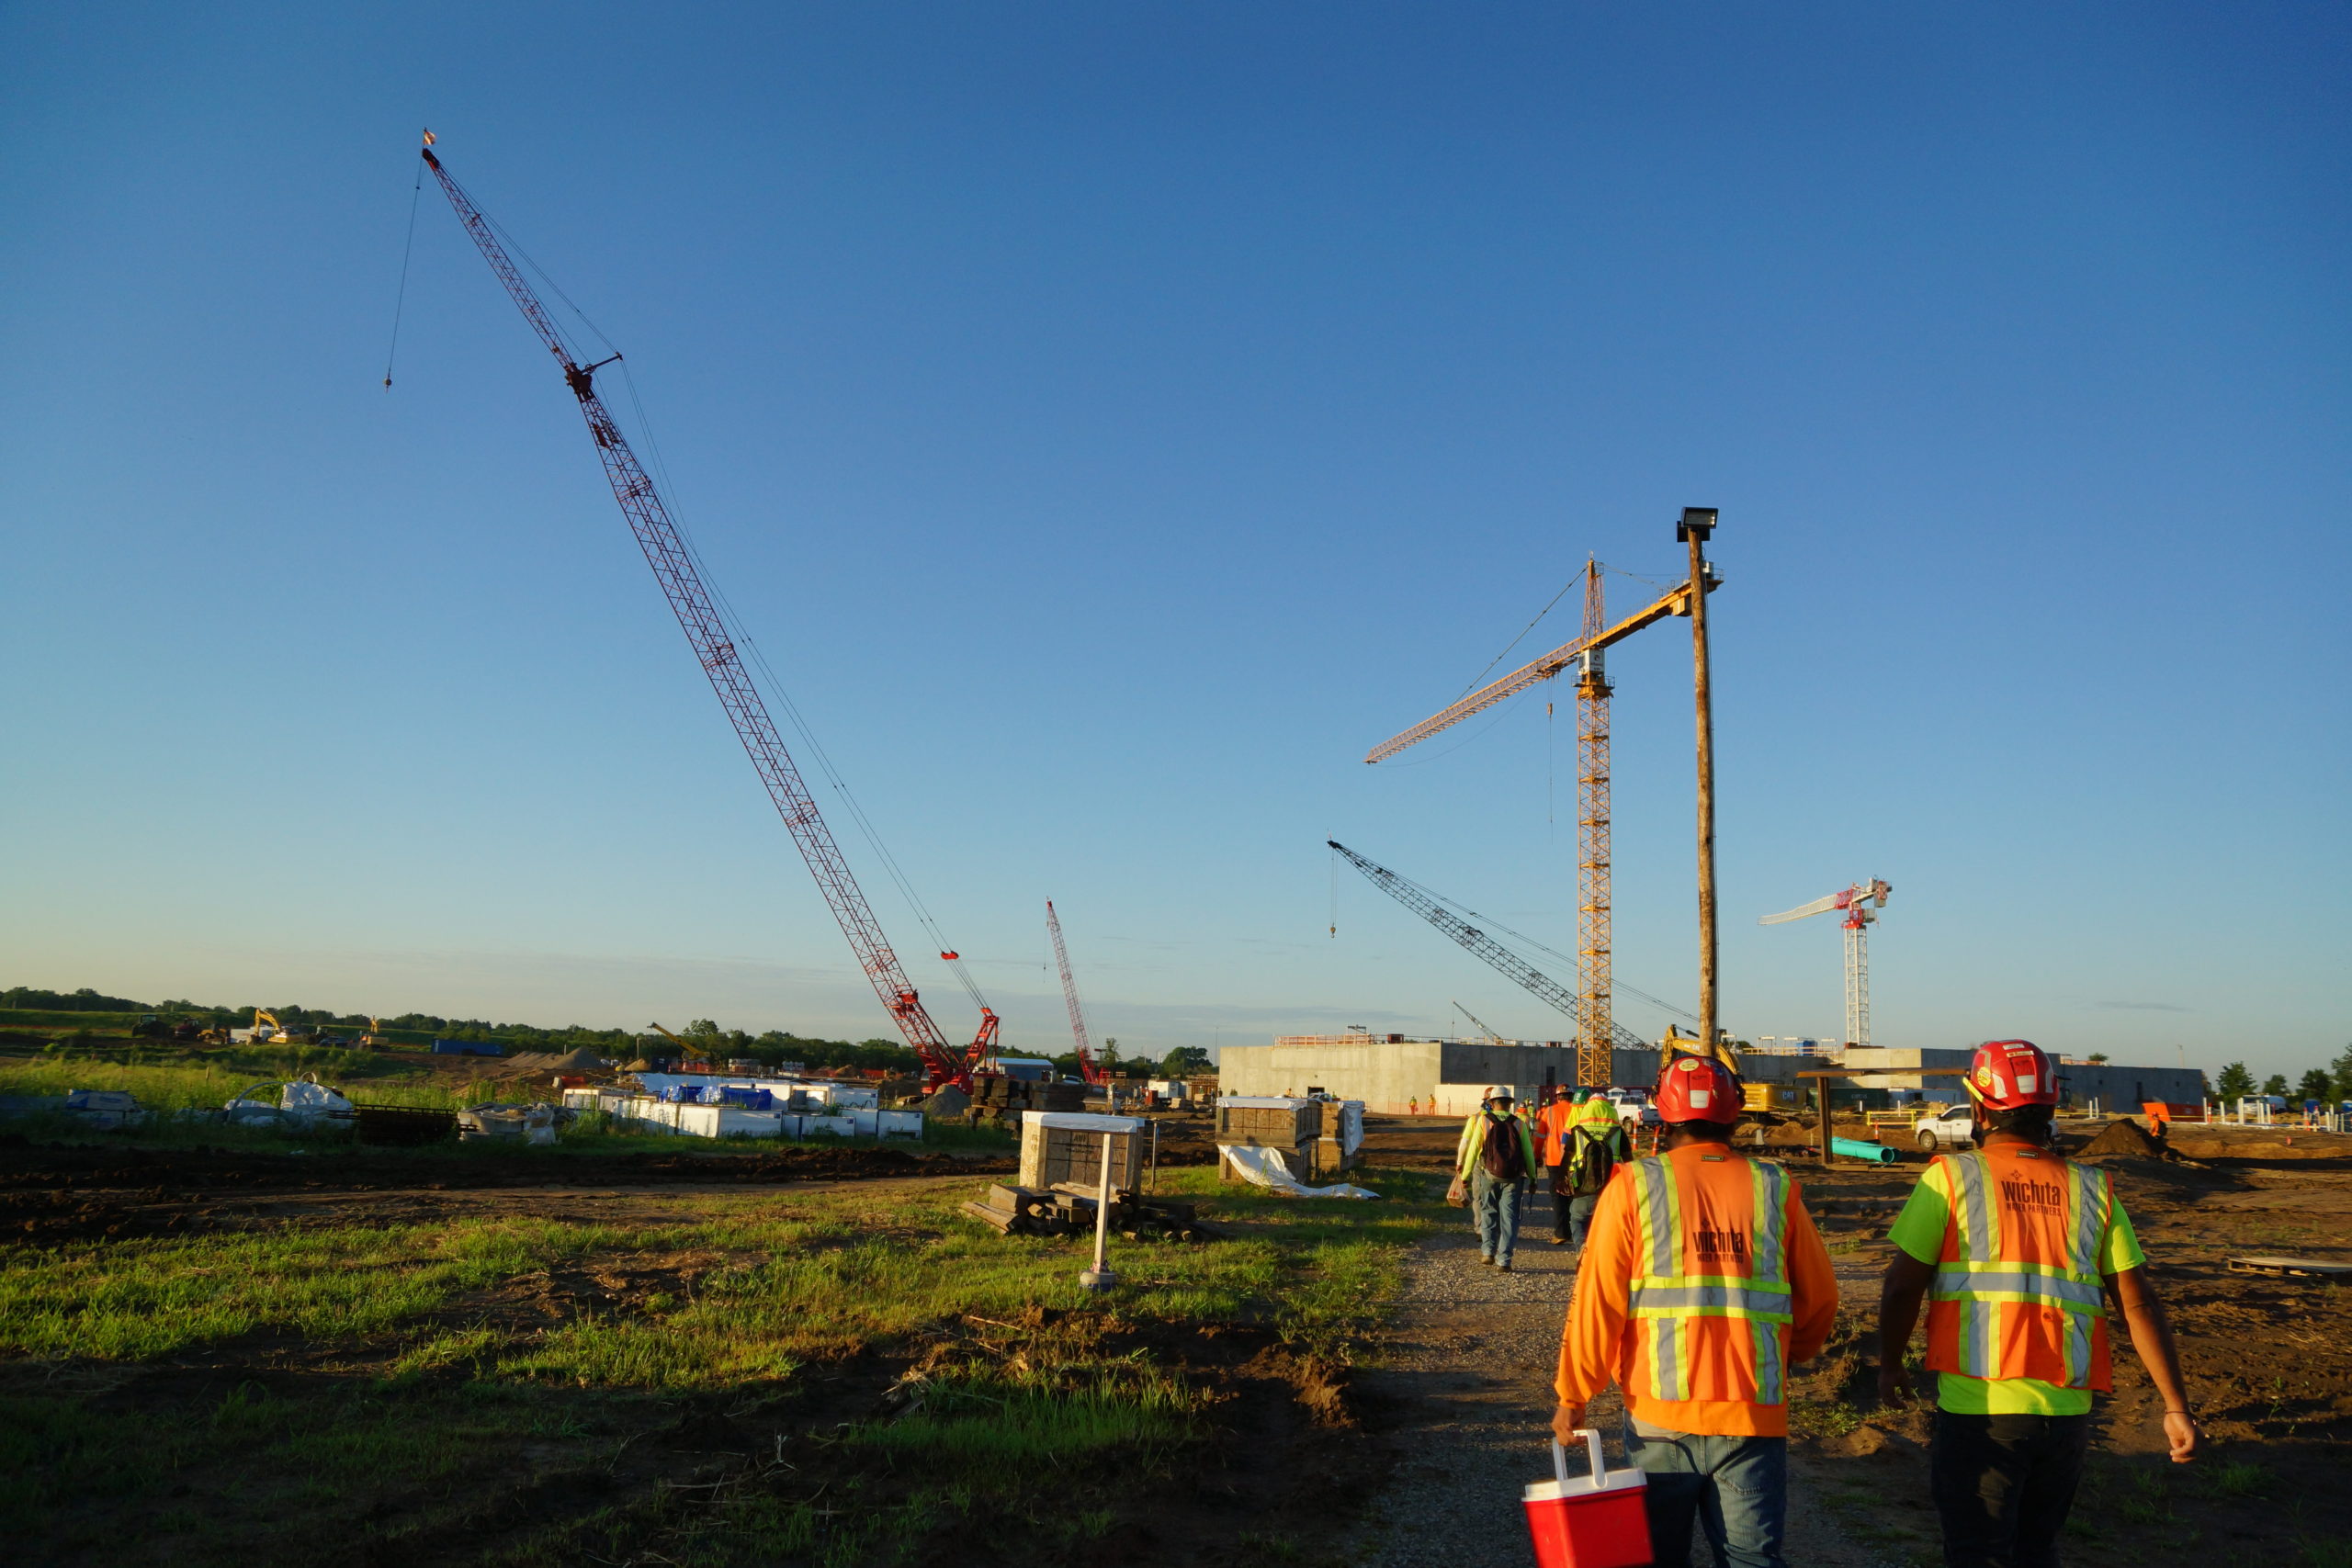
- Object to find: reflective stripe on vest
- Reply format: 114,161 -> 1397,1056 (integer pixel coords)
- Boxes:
1928,1152 -> 2111,1387
1624,1156 -> 1793,1404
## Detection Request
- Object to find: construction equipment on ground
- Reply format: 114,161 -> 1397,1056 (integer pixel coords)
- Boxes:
1329,841 -> 1647,1056
1363,551 -> 1724,1088
417,135 -> 997,1092
1045,900 -> 1104,1086
1758,879 -> 1892,1047
242,1010 -> 311,1044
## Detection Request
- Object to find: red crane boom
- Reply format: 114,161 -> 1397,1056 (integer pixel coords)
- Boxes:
419,139 -> 995,1090
1045,900 -> 1102,1086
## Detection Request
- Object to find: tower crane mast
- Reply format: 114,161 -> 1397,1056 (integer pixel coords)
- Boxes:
1364,565 -> 1721,1086
1045,900 -> 1102,1086
418,139 -> 996,1091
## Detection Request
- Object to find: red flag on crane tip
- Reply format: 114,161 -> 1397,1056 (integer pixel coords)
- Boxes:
940,951 -> 959,961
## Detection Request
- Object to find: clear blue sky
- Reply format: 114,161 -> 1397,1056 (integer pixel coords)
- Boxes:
5,4 -> 2345,1083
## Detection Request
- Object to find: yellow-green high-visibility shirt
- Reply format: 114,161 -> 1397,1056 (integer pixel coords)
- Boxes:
1886,1155 -> 2145,1415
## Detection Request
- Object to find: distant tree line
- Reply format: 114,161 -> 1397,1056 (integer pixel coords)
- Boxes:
2211,1048 -> 2352,1103
3,986 -> 1217,1076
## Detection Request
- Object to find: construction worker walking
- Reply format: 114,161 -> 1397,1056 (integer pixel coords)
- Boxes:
1455,1087 -> 1539,1270
1553,1056 -> 1838,1568
1554,1091 -> 1631,1250
1536,1086 -> 1579,1243
1878,1040 -> 2199,1568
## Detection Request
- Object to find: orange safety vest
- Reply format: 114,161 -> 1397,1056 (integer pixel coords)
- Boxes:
1622,1153 -> 1795,1405
1537,1100 -> 1577,1165
1923,1149 -> 2113,1391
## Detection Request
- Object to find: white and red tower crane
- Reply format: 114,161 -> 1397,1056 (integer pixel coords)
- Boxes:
1758,880 -> 1892,1047
1045,900 -> 1104,1087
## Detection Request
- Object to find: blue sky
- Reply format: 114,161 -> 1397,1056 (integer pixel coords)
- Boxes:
4,3 -> 2346,1082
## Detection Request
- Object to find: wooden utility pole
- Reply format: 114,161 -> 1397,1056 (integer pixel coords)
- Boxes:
1677,507 -> 1722,1066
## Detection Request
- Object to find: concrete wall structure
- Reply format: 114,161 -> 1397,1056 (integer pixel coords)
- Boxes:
1218,1038 -> 1812,1114
1219,1037 -> 2199,1115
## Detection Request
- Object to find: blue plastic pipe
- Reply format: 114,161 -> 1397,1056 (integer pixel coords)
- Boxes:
1831,1136 -> 1900,1164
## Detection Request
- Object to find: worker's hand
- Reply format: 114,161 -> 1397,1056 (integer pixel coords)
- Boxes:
2163,1410 -> 2199,1463
1551,1403 -> 1587,1445
1875,1360 -> 1917,1408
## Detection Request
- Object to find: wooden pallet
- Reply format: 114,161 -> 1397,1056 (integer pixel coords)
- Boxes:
2228,1256 -> 2352,1281
959,1180 -> 1217,1242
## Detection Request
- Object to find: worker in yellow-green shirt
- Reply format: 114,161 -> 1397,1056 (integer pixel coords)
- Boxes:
1878,1041 -> 2198,1568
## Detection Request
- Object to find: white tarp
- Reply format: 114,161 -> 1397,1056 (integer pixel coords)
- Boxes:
1218,1144 -> 1380,1200
1340,1100 -> 1365,1155
1216,1096 -> 1317,1111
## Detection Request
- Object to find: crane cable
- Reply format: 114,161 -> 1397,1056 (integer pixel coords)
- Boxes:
382,162 -> 424,389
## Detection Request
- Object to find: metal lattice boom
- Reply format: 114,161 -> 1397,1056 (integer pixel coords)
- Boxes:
1328,840 -> 1646,1051
421,141 -> 996,1090
1046,900 -> 1102,1085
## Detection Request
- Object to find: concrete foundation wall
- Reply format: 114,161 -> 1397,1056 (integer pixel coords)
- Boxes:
1219,1038 -> 2199,1116
1216,1042 -> 1444,1113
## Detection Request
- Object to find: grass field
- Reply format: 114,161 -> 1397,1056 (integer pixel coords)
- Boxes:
2,1070 -> 1442,1567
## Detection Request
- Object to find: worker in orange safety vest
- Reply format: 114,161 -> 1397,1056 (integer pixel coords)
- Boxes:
1534,1085 -> 1580,1245
1878,1040 -> 2199,1568
1553,1055 -> 1838,1568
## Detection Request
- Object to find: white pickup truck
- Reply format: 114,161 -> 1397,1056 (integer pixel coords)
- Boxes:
1912,1101 -> 1976,1153
1606,1088 -> 1660,1127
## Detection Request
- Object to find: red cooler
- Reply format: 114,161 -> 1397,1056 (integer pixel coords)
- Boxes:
1523,1429 -> 1651,1568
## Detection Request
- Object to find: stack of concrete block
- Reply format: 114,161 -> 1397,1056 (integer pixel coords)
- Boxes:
1214,1096 -> 1320,1183
1018,1111 -> 1146,1190
1306,1098 -> 1366,1180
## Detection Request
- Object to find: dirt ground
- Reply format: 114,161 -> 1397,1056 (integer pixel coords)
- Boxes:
1353,1112 -> 2352,1567
6,1113 -> 2347,1566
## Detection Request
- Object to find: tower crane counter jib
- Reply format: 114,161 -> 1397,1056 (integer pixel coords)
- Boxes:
418,138 -> 997,1093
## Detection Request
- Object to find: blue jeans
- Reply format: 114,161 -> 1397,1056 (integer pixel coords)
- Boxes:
1468,1168 -> 1521,1263
1566,1193 -> 1600,1249
1626,1418 -> 1788,1568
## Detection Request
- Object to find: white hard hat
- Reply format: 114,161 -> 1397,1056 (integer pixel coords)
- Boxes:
1485,1084 -> 1516,1103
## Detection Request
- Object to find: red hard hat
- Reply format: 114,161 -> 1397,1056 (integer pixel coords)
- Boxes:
1655,1055 -> 1742,1124
1967,1040 -> 2060,1110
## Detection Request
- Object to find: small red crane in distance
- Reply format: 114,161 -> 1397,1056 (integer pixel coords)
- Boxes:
418,138 -> 997,1092
1045,900 -> 1103,1086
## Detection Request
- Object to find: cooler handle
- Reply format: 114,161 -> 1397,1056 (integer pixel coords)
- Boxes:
1551,1428 -> 1610,1488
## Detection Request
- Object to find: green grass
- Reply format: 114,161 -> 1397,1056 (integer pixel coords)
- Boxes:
1,1082 -> 1443,1565
2207,1460 -> 2270,1498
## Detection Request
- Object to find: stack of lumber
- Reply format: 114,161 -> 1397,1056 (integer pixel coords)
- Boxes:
957,1182 -> 1219,1242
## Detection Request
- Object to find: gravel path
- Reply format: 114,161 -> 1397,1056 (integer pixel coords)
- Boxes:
1347,1194 -> 1891,1567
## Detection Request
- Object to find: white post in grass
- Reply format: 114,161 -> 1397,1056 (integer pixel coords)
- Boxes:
1080,1131 -> 1119,1292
